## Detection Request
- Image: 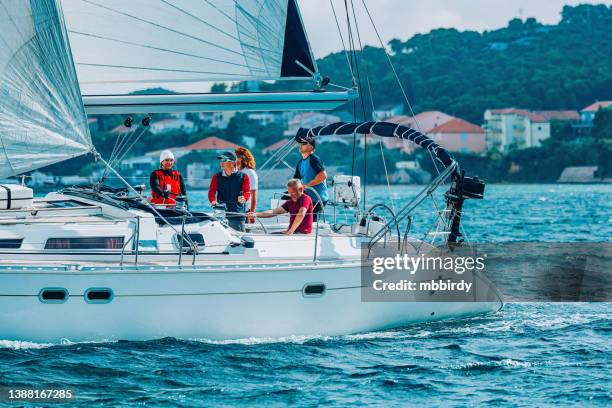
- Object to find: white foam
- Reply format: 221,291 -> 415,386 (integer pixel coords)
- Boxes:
0,340 -> 54,350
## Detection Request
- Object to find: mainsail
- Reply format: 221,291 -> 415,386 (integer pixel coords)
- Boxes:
63,0 -> 316,86
62,0 -> 356,113
0,0 -> 91,178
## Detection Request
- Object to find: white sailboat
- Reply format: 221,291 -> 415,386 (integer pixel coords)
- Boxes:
0,0 -> 502,343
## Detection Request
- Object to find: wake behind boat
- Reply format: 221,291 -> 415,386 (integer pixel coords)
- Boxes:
0,0 -> 502,343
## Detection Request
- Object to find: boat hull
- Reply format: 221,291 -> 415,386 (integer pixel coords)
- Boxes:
0,262 -> 503,342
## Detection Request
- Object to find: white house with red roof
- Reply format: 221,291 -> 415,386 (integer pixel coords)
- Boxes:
580,101 -> 612,123
484,108 -> 554,151
429,118 -> 486,154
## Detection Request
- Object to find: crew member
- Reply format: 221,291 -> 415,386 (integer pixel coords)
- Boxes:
208,151 -> 251,232
249,179 -> 313,235
150,150 -> 187,206
235,147 -> 258,224
294,135 -> 328,221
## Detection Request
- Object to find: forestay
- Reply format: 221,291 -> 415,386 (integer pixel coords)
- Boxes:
0,0 -> 92,178
62,0 -> 317,91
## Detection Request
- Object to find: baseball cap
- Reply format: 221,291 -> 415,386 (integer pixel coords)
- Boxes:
217,151 -> 237,162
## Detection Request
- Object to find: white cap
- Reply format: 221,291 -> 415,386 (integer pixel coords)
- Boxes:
160,150 -> 174,163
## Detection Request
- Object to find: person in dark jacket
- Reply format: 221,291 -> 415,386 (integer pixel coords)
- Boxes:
208,151 -> 251,232
150,150 -> 187,207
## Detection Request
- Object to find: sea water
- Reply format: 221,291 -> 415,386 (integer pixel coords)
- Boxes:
1,184 -> 610,406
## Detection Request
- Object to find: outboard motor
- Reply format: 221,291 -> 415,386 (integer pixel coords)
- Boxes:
445,171 -> 485,244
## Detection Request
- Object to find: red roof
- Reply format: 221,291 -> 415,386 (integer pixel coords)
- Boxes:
429,118 -> 484,134
262,138 -> 291,154
534,110 -> 580,121
581,101 -> 612,112
184,136 -> 240,151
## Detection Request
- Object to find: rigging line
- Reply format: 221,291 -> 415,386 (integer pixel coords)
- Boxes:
329,0 -> 356,85
345,0 -> 368,210
111,126 -> 149,170
201,0 -> 259,43
348,0 -> 396,214
69,31 -> 252,69
108,126 -> 139,171
77,0 -> 245,58
76,62 -> 254,77
360,0 -> 441,177
234,1 -> 280,40
160,0 -> 279,56
159,0 -> 241,43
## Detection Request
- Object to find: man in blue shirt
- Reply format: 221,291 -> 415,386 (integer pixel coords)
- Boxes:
294,135 -> 328,221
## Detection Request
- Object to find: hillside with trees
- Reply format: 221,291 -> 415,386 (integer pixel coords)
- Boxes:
309,4 -> 612,124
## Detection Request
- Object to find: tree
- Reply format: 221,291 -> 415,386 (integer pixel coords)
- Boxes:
592,108 -> 612,140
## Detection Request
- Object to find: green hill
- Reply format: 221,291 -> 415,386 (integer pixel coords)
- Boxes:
313,4 -> 612,124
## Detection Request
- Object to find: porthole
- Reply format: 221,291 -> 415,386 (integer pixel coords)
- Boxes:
84,288 -> 114,304
38,288 -> 68,304
303,283 -> 326,297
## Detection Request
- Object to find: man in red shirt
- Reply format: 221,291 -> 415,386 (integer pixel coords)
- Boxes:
250,179 -> 313,234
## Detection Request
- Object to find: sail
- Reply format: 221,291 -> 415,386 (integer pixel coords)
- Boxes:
0,0 -> 91,178
62,0 -> 317,90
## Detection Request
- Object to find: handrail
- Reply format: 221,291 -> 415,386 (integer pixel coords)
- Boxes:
367,161 -> 457,251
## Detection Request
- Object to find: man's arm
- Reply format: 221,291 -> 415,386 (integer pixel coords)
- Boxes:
208,173 -> 218,204
285,206 -> 308,234
251,206 -> 287,219
306,170 -> 327,187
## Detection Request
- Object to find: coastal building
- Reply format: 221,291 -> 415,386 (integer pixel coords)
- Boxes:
198,111 -> 235,129
580,101 -> 612,123
283,112 -> 341,136
372,103 -> 404,120
484,108 -> 551,151
183,136 -> 240,152
262,138 -> 292,155
186,162 -> 213,188
429,118 -> 486,154
372,111 -> 456,152
149,118 -> 196,135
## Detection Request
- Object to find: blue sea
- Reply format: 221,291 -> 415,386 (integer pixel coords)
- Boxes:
1,184 -> 610,407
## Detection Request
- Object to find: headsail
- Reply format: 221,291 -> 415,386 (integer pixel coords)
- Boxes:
0,0 -> 91,178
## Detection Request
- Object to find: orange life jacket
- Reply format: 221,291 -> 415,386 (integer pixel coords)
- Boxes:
151,169 -> 182,205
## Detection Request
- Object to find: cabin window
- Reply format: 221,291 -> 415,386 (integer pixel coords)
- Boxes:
0,238 -> 22,249
84,288 -> 114,304
38,288 -> 68,304
45,237 -> 124,250
303,283 -> 326,297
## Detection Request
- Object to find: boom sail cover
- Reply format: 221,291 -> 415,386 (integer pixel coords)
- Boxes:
0,0 -> 92,178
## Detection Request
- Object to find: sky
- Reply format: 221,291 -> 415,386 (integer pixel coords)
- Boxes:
298,0 -> 610,57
